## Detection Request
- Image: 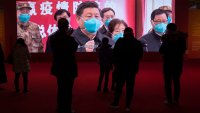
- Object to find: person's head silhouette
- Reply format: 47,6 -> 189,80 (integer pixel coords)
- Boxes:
102,37 -> 109,45
16,38 -> 27,47
167,23 -> 177,32
124,27 -> 134,38
58,18 -> 69,31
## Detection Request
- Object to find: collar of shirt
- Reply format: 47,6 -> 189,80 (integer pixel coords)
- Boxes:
103,25 -> 108,31
72,27 -> 102,45
18,22 -> 30,30
152,30 -> 162,43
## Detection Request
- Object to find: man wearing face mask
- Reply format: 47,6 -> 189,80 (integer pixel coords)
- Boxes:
17,2 -> 43,53
98,7 -> 115,36
72,1 -> 114,52
139,9 -> 168,52
45,9 -> 73,53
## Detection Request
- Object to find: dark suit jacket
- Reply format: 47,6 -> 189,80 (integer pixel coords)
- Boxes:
159,31 -> 187,75
139,30 -> 162,52
96,43 -> 113,69
98,25 -> 112,38
113,36 -> 143,74
50,30 -> 78,78
0,44 -> 7,83
46,27 -> 74,53
98,25 -> 108,34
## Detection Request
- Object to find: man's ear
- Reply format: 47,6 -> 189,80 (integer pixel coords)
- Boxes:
77,15 -> 84,27
150,20 -> 154,27
76,15 -> 81,23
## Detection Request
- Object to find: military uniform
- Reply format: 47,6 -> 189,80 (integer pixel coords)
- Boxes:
17,2 -> 44,53
17,22 -> 43,53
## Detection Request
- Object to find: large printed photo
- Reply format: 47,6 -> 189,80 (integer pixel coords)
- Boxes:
16,0 -> 173,53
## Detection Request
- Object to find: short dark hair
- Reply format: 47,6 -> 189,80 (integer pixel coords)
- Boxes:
58,18 -> 69,30
76,1 -> 100,16
100,7 -> 115,18
167,23 -> 177,32
151,9 -> 168,20
165,10 -> 172,13
108,18 -> 128,33
16,38 -> 27,47
124,27 -> 134,37
54,9 -> 70,21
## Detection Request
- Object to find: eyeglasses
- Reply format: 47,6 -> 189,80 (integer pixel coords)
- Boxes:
153,19 -> 168,24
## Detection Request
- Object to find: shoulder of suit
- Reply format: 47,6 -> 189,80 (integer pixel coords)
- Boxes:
71,28 -> 80,37
48,31 -> 57,37
140,31 -> 153,38
140,31 -> 156,42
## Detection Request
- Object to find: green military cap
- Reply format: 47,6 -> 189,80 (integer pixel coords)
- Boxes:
17,2 -> 32,10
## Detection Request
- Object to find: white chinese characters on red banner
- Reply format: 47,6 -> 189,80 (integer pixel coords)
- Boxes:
16,0 -> 135,51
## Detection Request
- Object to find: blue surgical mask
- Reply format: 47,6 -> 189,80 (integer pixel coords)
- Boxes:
84,18 -> 101,33
105,18 -> 112,27
113,32 -> 123,42
167,16 -> 172,23
19,14 -> 30,23
154,23 -> 167,33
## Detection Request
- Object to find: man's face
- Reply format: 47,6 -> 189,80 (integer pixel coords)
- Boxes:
102,10 -> 115,23
76,8 -> 101,29
18,7 -> 30,15
56,12 -> 70,21
17,8 -> 31,22
151,13 -> 168,27
112,23 -> 126,37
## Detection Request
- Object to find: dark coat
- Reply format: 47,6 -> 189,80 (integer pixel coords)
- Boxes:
0,44 -> 7,84
98,25 -> 112,37
159,31 -> 187,75
113,36 -> 143,74
12,45 -> 31,73
46,27 -> 74,53
50,30 -> 78,78
96,43 -> 113,70
139,30 -> 162,52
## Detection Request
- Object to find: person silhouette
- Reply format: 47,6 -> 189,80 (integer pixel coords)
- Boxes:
12,38 -> 31,93
50,18 -> 78,113
159,23 -> 187,105
96,37 -> 113,93
106,18 -> 128,90
0,43 -> 7,90
110,27 -> 143,111
46,9 -> 74,53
